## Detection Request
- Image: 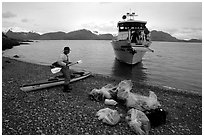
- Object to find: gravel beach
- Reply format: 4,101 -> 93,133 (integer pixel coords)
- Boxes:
2,57 -> 202,135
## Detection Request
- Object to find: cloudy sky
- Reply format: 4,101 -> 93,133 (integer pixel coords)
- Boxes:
2,2 -> 202,40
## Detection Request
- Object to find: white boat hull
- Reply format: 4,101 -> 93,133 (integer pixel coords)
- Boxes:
111,40 -> 151,64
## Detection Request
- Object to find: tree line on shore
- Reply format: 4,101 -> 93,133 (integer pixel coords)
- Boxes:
2,32 -> 20,50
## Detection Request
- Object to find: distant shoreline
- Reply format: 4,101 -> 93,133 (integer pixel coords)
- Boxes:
2,39 -> 201,51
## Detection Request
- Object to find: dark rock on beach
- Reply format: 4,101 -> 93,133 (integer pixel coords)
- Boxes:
2,57 -> 202,135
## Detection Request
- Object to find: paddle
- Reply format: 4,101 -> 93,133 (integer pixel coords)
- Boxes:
51,60 -> 82,74
146,47 -> 154,52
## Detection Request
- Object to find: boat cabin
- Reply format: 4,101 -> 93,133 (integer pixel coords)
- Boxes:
116,13 -> 150,44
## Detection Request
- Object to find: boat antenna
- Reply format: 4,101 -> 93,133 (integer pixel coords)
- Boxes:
122,9 -> 138,20
126,10 -> 138,20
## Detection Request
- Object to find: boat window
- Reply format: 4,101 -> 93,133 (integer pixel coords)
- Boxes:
118,22 -> 146,32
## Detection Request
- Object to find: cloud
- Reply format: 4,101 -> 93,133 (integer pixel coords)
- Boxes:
149,25 -> 202,40
2,11 -> 17,18
2,26 -> 31,33
170,27 -> 202,40
2,21 -> 16,27
81,21 -> 117,34
21,18 -> 29,23
99,2 -> 112,5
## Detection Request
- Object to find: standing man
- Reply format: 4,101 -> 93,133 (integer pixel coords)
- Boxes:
131,30 -> 139,43
57,46 -> 72,92
144,26 -> 150,41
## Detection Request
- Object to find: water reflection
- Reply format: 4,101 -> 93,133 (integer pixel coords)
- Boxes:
111,59 -> 147,83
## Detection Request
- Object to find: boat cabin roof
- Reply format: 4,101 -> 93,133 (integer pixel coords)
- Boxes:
118,19 -> 147,24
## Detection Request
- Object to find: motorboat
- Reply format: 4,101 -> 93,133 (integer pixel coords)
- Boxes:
111,12 -> 153,65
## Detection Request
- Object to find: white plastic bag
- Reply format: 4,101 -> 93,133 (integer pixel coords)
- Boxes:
126,91 -> 161,110
146,91 -> 161,109
96,108 -> 121,125
117,80 -> 133,100
104,99 -> 118,106
90,88 -> 101,94
126,92 -> 146,110
126,108 -> 150,135
100,84 -> 115,99
89,88 -> 103,101
89,84 -> 117,101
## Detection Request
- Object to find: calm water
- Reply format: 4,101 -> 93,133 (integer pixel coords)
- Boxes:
3,40 -> 202,94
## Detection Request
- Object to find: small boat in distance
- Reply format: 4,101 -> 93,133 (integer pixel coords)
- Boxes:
111,12 -> 153,65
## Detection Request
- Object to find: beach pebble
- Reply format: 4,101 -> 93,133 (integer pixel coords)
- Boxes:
13,55 -> 20,58
2,57 -> 202,135
5,60 -> 11,63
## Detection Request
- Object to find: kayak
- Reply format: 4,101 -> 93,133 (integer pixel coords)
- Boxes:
20,71 -> 91,92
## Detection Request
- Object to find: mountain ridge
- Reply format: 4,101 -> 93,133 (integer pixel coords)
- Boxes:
5,29 -> 202,43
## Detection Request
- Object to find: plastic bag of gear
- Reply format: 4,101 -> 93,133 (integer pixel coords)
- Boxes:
89,88 -> 104,101
115,80 -> 161,110
100,84 -> 117,99
116,80 -> 133,101
126,108 -> 150,135
143,107 -> 167,127
126,91 -> 161,111
96,108 -> 121,125
104,99 -> 118,106
89,84 -> 117,101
